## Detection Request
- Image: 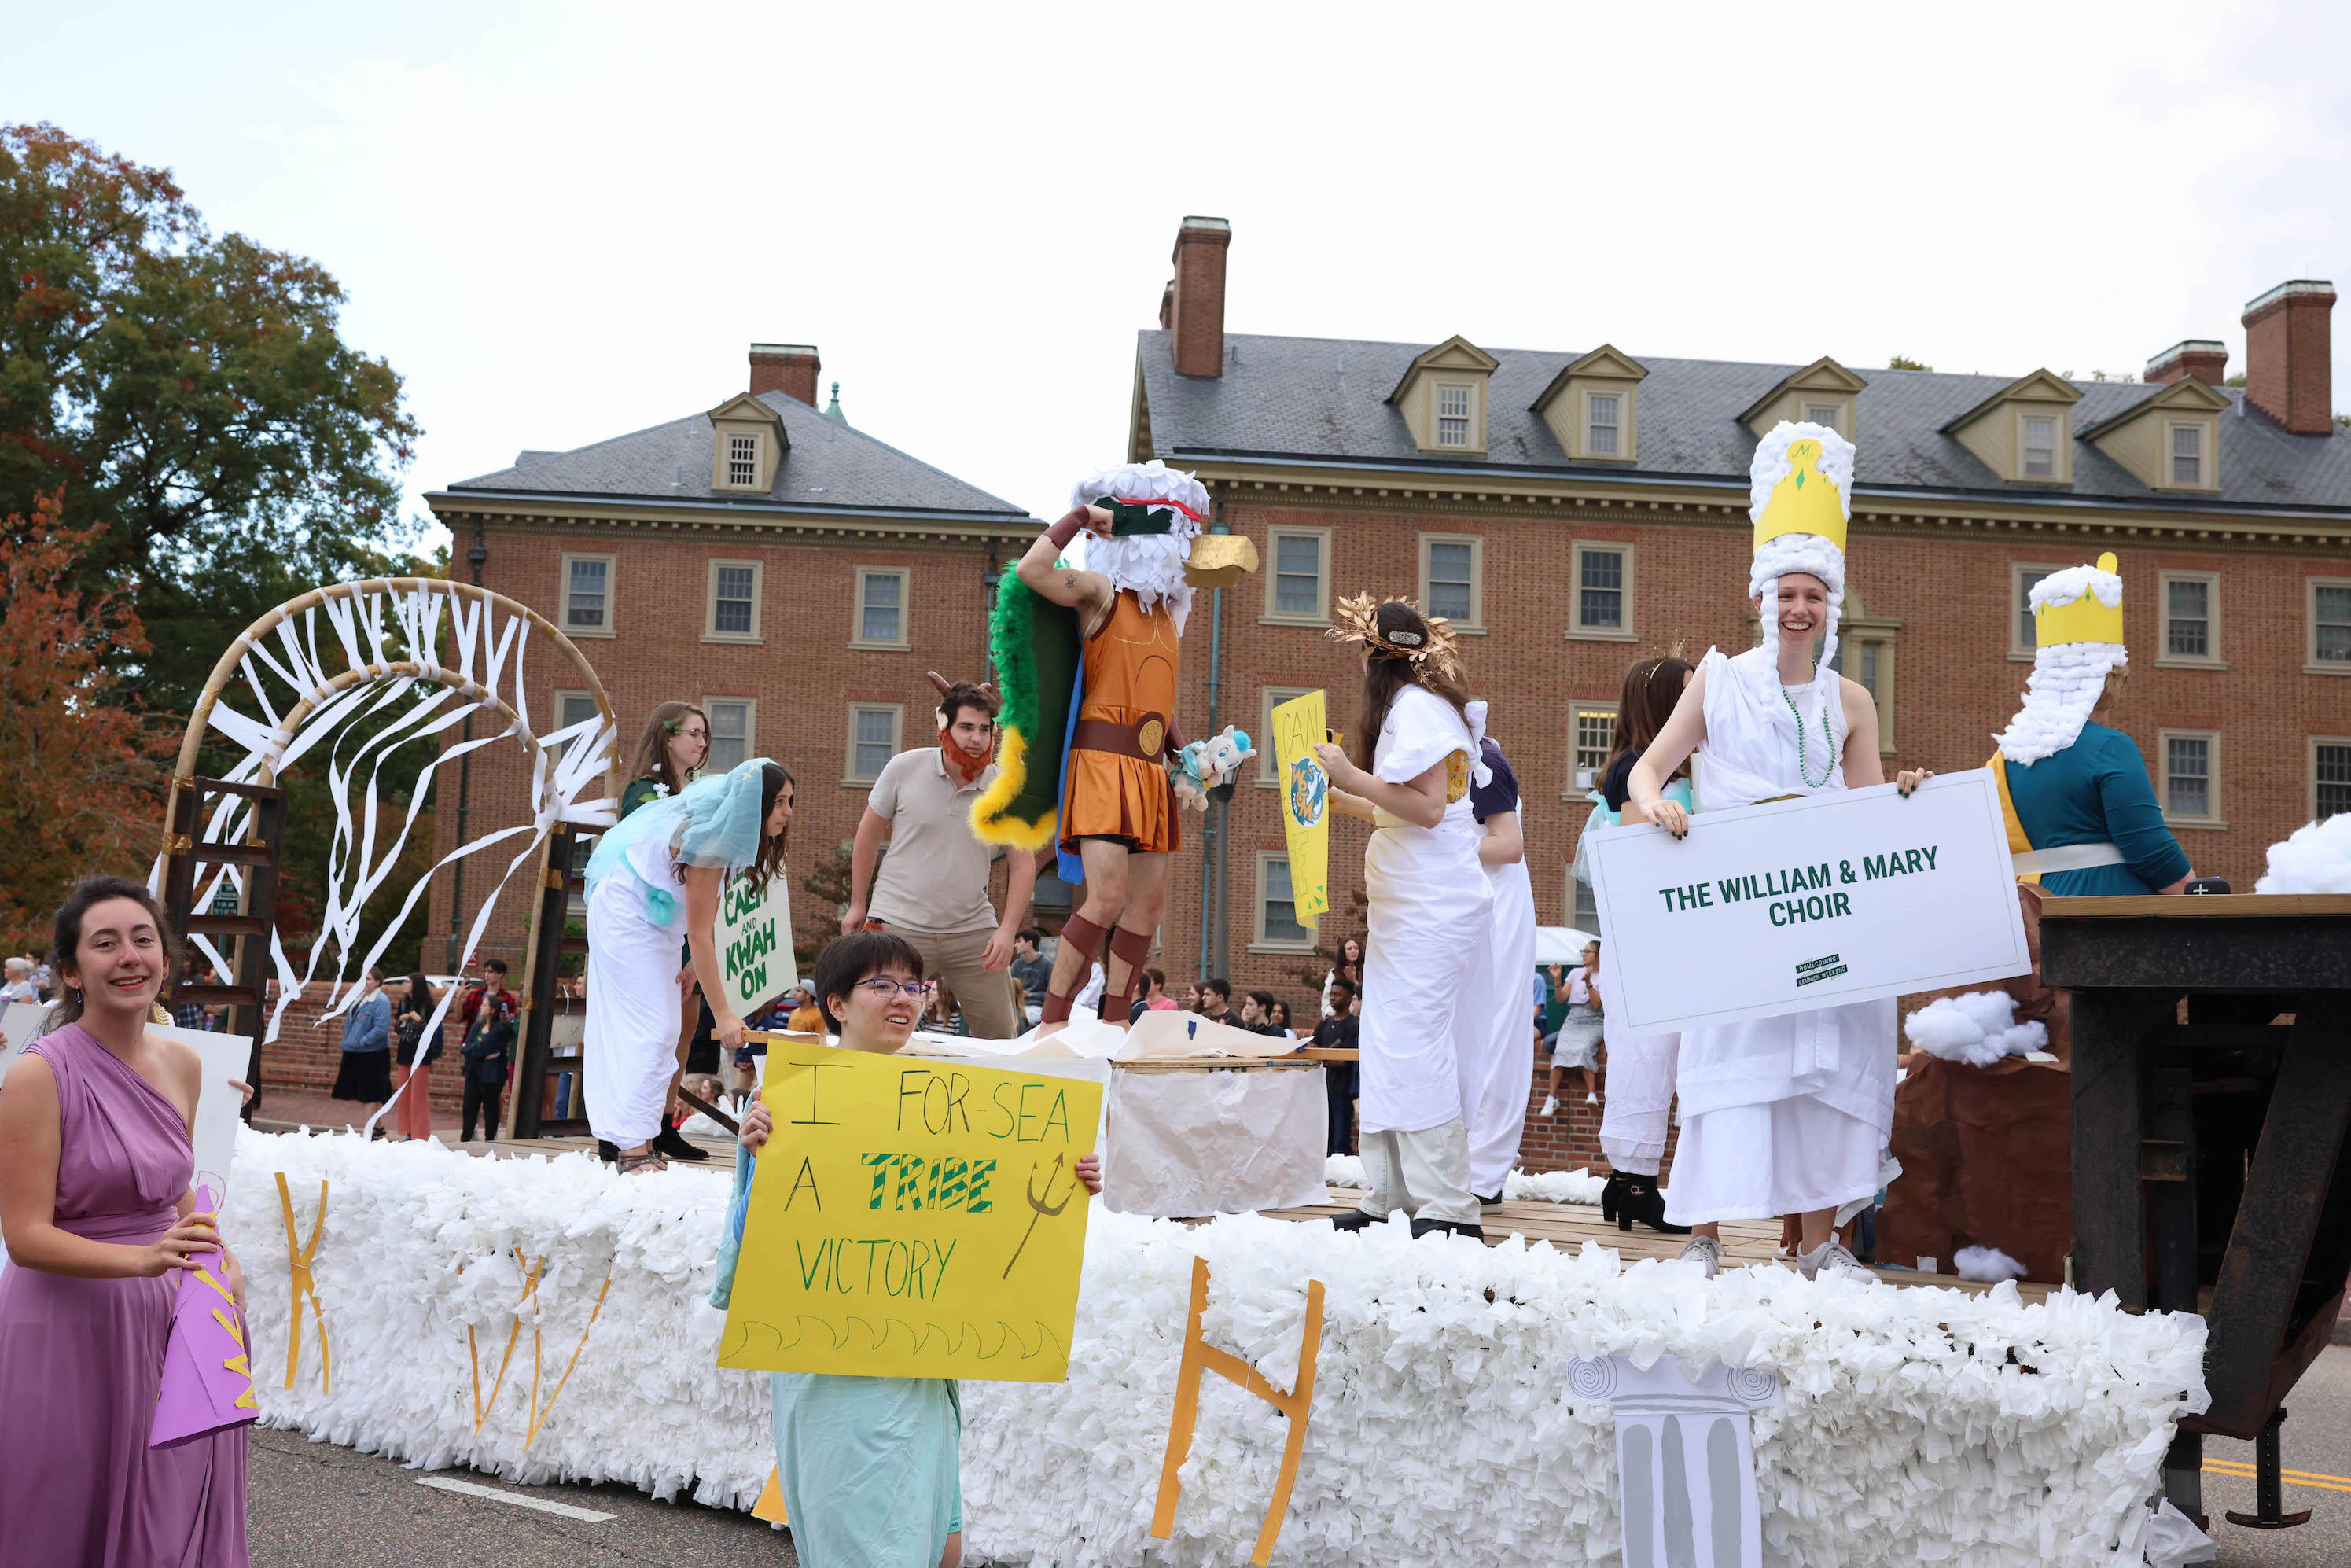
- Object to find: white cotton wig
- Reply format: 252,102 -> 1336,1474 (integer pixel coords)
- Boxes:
1746,421 -> 1855,736
1069,459 -> 1209,628
1993,561 -> 2127,764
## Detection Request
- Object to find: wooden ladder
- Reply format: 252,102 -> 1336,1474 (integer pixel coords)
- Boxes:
157,776 -> 289,1119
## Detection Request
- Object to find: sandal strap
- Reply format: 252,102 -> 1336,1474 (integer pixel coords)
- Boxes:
617,1151 -> 668,1175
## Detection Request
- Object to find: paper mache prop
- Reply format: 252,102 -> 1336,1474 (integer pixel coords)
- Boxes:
1172,725 -> 1256,809
970,460 -> 1257,853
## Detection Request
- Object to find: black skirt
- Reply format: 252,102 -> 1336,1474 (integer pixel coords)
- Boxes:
332,1048 -> 393,1102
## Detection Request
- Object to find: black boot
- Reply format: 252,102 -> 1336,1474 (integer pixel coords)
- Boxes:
1330,1209 -> 1383,1232
653,1117 -> 709,1161
1617,1176 -> 1689,1235
1600,1170 -> 1630,1226
597,1139 -> 618,1163
1410,1217 -> 1485,1242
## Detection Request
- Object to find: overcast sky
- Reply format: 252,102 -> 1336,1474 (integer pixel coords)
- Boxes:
13,1 -> 2348,547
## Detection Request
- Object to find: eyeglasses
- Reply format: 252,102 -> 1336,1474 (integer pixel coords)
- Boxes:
852,977 -> 925,1000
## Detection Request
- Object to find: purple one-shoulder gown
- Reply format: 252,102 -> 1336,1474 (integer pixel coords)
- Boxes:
0,1022 -> 249,1566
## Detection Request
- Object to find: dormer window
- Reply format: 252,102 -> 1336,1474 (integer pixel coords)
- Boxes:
1738,356 -> 1867,444
2170,424 -> 2203,486
1588,394 -> 1621,455
2022,416 -> 2057,477
727,433 -> 758,487
1437,385 -> 1472,447
1805,403 -> 1841,431
705,391 -> 789,492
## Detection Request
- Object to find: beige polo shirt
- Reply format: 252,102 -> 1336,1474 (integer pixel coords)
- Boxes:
867,746 -> 1002,934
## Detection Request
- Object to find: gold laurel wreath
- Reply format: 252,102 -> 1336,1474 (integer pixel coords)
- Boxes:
1325,591 -> 1464,680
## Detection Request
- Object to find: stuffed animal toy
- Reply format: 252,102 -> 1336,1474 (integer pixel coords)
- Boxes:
1172,725 -> 1256,809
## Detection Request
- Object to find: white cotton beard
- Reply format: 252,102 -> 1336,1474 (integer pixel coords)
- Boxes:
1994,642 -> 2125,764
1087,532 -> 1194,627
1749,532 -> 1845,751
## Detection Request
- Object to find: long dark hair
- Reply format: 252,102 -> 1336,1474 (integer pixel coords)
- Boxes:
1351,601 -> 1471,771
402,972 -> 435,1017
626,701 -> 709,797
1602,653 -> 1695,779
49,875 -> 178,1029
740,762 -> 796,894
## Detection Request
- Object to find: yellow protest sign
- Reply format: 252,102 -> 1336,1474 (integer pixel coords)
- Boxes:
718,1041 -> 1102,1382
1269,690 -> 1330,931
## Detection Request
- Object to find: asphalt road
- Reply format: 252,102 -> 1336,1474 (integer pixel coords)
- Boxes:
2208,1342 -> 2349,1567
248,1426 -> 796,1568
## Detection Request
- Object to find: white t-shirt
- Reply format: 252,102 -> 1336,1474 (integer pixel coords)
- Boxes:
1371,686 -> 1476,837
1565,966 -> 1595,1007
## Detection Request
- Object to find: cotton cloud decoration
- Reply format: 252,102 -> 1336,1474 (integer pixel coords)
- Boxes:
1905,991 -> 2049,1069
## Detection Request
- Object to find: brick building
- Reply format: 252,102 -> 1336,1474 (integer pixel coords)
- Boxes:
421,344 -> 1038,973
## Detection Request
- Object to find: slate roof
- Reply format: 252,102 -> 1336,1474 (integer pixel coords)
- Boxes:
440,392 -> 1030,521
1136,330 -> 2351,517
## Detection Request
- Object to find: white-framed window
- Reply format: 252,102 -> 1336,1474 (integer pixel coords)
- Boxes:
1568,542 -> 1634,639
1419,533 -> 1484,631
1568,856 -> 1601,935
1587,392 -> 1621,456
1257,686 -> 1312,785
1830,630 -> 1898,752
1262,527 -> 1330,624
2022,414 -> 2057,479
2309,578 -> 2351,672
2169,422 -> 2203,487
554,690 -> 600,734
2158,571 -> 2221,666
702,698 -> 755,773
727,432 -> 759,488
1804,403 -> 1841,432
1252,852 -> 1317,951
852,566 -> 911,650
1569,701 -> 1615,793
2011,563 -> 2063,657
706,559 -> 762,642
2159,730 -> 2222,826
1436,383 -> 1473,448
2312,737 -> 2351,823
561,553 -> 616,637
845,704 -> 903,783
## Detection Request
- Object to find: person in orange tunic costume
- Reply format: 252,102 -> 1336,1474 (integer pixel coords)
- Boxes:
1014,462 -> 1241,1029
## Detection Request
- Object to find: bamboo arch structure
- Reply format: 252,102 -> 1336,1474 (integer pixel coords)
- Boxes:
156,577 -> 621,1084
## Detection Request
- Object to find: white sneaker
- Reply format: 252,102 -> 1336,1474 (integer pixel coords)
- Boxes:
1797,1242 -> 1873,1283
1678,1235 -> 1724,1279
1539,1095 -> 1558,1117
1585,1091 -> 1599,1106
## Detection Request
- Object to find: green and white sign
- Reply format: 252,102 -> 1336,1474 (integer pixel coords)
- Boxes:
716,871 -> 797,1018
1585,769 -> 2029,1034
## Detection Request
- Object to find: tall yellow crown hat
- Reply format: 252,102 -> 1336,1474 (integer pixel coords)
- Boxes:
2034,552 -> 2126,646
1752,433 -> 1852,557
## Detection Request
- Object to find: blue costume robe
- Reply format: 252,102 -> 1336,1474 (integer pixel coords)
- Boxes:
2000,721 -> 2191,896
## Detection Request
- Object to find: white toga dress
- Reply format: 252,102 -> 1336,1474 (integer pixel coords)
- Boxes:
1661,646 -> 1897,1225
1357,686 -> 1492,1136
583,824 -> 690,1147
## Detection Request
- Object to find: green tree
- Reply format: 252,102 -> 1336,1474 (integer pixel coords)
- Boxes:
1886,355 -> 1932,372
0,122 -> 421,717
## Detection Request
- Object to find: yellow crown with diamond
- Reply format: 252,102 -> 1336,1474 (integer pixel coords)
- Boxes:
2036,552 -> 2126,646
1752,437 -> 1849,555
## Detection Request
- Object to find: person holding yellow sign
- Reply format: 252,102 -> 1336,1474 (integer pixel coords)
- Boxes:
1313,594 -> 1492,1242
729,931 -> 1102,1568
1628,423 -> 1932,1281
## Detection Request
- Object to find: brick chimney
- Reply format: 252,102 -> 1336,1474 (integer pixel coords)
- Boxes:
1168,217 -> 1231,378
2143,340 -> 2228,386
2239,280 -> 2336,434
749,343 -> 822,405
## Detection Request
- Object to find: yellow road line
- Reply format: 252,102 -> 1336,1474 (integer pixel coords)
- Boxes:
2204,1461 -> 2351,1494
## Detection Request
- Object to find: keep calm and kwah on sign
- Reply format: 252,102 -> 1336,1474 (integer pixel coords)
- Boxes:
1584,768 -> 2030,1036
714,872 -> 796,1018
719,1040 -> 1102,1382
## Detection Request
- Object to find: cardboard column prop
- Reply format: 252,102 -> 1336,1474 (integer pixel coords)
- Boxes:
1569,1355 -> 1781,1568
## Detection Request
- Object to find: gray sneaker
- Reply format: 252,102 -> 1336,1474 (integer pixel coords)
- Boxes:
1797,1241 -> 1873,1282
1678,1235 -> 1724,1279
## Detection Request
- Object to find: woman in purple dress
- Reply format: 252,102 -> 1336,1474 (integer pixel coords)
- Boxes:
0,875 -> 251,1566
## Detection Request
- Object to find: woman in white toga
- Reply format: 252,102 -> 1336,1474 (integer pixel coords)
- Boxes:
583,757 -> 793,1173
1628,422 -> 1930,1280
1313,594 -> 1493,1240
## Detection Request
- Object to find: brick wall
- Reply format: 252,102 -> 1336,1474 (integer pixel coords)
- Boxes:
255,983 -> 467,1113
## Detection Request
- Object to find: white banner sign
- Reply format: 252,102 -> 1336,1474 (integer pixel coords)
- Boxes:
1585,769 -> 2029,1035
716,871 -> 796,1018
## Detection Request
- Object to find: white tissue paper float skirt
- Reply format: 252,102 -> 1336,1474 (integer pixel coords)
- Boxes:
227,1128 -> 2208,1568
583,870 -> 687,1148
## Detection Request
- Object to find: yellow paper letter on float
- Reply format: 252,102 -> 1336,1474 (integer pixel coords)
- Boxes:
1269,690 -> 1330,932
717,1041 -> 1103,1382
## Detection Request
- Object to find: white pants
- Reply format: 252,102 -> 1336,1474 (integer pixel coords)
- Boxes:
1597,1030 -> 1679,1177
1356,1122 -> 1481,1227
1461,859 -> 1538,1197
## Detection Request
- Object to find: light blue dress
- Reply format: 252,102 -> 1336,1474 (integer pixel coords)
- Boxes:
714,1141 -> 962,1568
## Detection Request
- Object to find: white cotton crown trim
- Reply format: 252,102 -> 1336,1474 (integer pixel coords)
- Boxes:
1068,458 -> 1210,526
1994,641 -> 2126,764
1749,420 -> 1856,524
1748,532 -> 1846,600
1069,458 -> 1207,622
2029,561 -> 2125,614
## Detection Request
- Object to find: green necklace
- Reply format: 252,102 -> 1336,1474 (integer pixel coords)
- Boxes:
1782,662 -> 1837,789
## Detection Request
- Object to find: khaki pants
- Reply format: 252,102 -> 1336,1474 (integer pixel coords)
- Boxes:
880,923 -> 1023,1041
1356,1121 -> 1481,1226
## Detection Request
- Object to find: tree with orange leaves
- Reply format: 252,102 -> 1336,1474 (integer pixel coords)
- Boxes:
0,491 -> 171,951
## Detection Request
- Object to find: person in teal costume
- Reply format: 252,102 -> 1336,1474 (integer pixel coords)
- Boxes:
2000,719 -> 2190,896
711,930 -> 1102,1568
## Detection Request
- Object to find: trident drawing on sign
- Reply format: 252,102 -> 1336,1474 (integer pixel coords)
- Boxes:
1003,1154 -> 1075,1278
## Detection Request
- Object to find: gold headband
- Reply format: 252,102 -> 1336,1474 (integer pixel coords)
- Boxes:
1326,591 -> 1463,680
